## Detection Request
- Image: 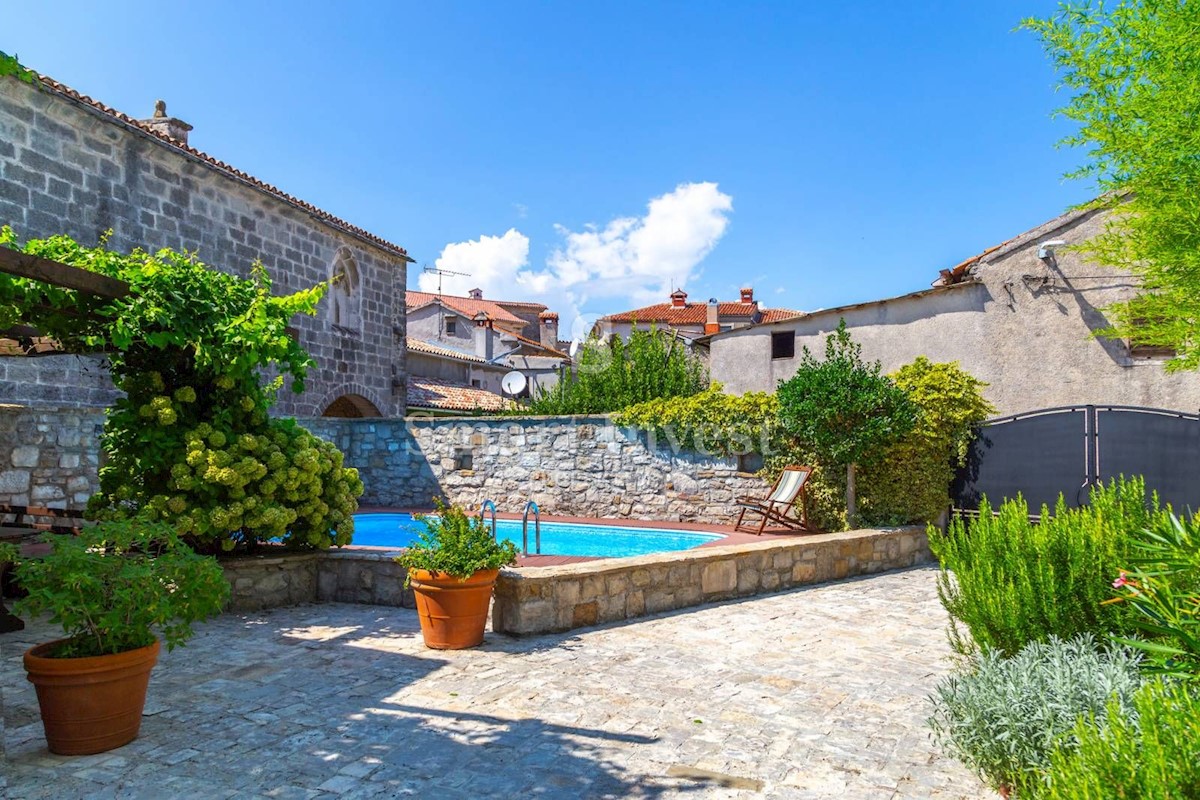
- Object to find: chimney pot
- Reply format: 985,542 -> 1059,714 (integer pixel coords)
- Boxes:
705,298 -> 720,334
740,287 -> 754,304
670,289 -> 688,308
468,288 -> 483,300
539,311 -> 559,351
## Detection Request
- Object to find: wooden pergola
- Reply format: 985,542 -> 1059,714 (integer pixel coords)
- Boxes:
0,247 -> 129,357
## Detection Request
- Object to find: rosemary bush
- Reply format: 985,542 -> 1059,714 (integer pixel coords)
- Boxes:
932,477 -> 1156,656
394,499 -> 518,582
928,634 -> 1144,795
1033,680 -> 1200,800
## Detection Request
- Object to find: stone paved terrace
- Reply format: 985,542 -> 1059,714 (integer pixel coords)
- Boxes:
1,568 -> 990,799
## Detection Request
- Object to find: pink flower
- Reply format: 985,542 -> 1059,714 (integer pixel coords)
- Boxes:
1113,571 -> 1129,589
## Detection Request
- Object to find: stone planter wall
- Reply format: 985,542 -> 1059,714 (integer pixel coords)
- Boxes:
221,552 -> 321,612
317,550 -> 415,608
492,527 -> 933,635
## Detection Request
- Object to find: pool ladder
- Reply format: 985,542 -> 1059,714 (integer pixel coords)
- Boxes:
522,500 -> 541,556
479,500 -> 498,540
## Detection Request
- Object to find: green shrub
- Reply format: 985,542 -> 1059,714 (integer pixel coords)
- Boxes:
928,634 -> 1144,796
858,357 -> 994,526
1112,512 -> 1200,680
932,477 -> 1155,656
1032,680 -> 1200,800
0,231 -> 363,552
776,320 -> 917,525
614,384 -> 779,457
526,327 -> 707,415
11,520 -> 230,657
394,499 -> 519,582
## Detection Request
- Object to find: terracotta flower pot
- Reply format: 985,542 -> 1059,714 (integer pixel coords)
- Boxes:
408,568 -> 499,649
23,638 -> 160,755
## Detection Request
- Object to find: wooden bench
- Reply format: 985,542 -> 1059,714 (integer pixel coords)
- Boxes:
0,505 -> 87,633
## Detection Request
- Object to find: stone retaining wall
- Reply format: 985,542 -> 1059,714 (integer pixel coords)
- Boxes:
219,549 -> 414,613
492,527 -> 932,635
0,407 -> 768,526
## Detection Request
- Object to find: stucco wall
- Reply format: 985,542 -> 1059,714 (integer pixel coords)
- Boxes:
709,208 -> 1200,416
0,75 -> 408,416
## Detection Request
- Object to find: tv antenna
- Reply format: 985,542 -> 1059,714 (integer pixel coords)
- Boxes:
422,265 -> 471,298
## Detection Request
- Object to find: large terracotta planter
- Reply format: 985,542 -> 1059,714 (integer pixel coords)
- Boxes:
23,638 -> 160,755
409,569 -> 499,649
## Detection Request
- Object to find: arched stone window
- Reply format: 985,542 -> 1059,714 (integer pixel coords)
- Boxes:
328,247 -> 361,332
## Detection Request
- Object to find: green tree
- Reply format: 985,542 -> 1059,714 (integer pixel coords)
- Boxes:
775,320 -> 916,525
1024,2 -> 1200,369
525,327 -> 707,415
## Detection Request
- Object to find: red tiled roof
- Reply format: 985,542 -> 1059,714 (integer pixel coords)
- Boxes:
405,338 -> 488,364
601,302 -> 798,325
407,376 -> 508,412
759,308 -> 802,323
30,73 -> 411,261
504,330 -> 570,359
406,291 -> 527,326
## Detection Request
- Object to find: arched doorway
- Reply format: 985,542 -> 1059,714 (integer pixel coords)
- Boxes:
322,393 -> 382,418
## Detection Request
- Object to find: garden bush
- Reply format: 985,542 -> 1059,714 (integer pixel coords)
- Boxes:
927,634 -> 1144,796
526,327 -> 707,415
931,477 -> 1156,657
614,384 -> 779,457
0,230 -> 363,552
1111,511 -> 1200,680
1032,680 -> 1200,800
394,499 -> 519,582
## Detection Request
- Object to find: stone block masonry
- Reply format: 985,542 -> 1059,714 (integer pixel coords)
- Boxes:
0,73 -> 409,416
492,526 -> 934,635
220,549 -> 415,613
0,405 -> 101,508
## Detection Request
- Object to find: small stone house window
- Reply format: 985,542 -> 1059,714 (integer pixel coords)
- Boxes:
771,331 -> 795,360
445,318 -> 457,336
454,448 -> 473,471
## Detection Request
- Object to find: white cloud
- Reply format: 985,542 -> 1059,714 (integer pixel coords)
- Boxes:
420,182 -> 734,337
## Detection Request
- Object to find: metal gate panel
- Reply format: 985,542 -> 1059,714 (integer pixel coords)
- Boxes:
1094,406 -> 1200,514
952,407 -> 1090,513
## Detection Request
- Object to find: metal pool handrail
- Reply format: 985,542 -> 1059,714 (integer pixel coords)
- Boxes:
521,500 -> 541,555
480,499 -> 498,540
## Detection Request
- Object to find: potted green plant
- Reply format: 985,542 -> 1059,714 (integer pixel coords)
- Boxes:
394,499 -> 518,649
7,520 -> 229,755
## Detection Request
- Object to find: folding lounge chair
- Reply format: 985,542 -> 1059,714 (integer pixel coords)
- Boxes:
734,465 -> 813,534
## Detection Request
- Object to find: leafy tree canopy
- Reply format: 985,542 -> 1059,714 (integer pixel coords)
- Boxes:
1024,1 -> 1200,369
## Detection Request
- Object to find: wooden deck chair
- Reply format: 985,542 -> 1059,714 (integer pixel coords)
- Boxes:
734,465 -> 813,534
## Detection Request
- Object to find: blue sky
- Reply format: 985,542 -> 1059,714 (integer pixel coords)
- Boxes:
6,1 -> 1091,337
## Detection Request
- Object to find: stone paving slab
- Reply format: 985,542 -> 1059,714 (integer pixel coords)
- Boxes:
1,567 -> 990,799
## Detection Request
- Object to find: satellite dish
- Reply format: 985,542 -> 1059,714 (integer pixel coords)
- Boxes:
501,371 -> 528,396
569,338 -> 584,358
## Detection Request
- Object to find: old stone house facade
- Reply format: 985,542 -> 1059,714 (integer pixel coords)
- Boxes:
0,71 -> 411,417
705,206 -> 1200,416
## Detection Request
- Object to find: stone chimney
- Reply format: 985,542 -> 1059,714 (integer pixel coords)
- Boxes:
670,289 -> 688,308
468,288 -> 483,300
539,311 -> 559,351
705,299 -> 720,334
473,312 -> 494,361
140,100 -> 193,146
740,287 -> 754,304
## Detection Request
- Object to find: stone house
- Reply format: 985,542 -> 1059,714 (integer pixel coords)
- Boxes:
0,70 -> 412,417
594,287 -> 798,345
406,289 -> 569,399
704,206 -> 1200,416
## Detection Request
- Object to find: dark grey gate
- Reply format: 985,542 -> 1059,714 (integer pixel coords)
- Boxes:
952,405 -> 1200,515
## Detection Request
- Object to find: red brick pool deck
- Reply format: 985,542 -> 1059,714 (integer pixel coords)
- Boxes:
355,507 -> 810,567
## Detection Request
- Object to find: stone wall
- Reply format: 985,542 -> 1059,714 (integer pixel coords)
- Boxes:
220,550 -> 415,613
0,73 -> 408,416
492,526 -> 932,635
302,415 -> 767,523
0,405 -> 101,508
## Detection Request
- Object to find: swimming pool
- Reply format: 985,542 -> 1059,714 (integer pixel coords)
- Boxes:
351,513 -> 724,558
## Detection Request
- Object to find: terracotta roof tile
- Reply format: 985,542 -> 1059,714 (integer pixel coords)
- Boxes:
405,338 -> 488,364
406,291 -> 527,326
601,301 -> 798,325
31,73 -> 411,261
407,376 -> 508,412
504,330 -> 570,359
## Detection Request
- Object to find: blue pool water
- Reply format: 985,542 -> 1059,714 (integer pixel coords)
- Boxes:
351,513 -> 723,558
